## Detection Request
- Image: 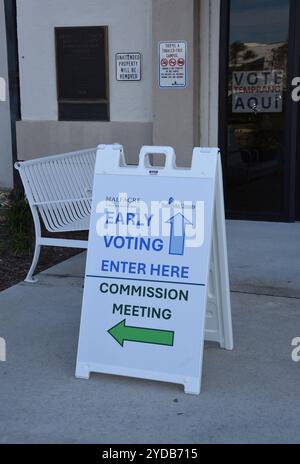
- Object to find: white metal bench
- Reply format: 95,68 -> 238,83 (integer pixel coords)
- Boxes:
15,148 -> 97,283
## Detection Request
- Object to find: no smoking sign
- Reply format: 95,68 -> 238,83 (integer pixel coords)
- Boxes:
159,41 -> 187,88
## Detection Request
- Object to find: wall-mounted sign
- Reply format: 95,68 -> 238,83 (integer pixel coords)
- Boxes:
158,41 -> 187,88
75,144 -> 233,395
232,70 -> 283,113
116,53 -> 142,81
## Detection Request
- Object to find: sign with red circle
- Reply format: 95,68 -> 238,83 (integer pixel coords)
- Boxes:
159,41 -> 187,88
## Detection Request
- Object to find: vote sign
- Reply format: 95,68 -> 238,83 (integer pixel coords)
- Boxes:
76,145 -> 233,395
232,70 -> 283,113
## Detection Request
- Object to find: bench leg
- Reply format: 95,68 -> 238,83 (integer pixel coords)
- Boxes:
24,205 -> 42,283
25,242 -> 41,283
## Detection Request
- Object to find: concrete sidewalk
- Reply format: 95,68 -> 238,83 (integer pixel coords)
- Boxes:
0,221 -> 300,444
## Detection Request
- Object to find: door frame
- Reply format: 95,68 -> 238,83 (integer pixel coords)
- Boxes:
4,0 -> 21,190
290,1 -> 300,221
219,0 -> 299,222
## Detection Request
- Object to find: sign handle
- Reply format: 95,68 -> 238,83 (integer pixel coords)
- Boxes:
139,146 -> 176,170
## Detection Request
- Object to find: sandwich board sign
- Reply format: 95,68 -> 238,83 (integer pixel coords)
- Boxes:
75,145 -> 233,395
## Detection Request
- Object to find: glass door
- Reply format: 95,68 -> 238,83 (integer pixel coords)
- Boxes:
219,0 -> 296,221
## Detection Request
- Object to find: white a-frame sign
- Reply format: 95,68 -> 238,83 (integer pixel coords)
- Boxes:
76,145 -> 233,395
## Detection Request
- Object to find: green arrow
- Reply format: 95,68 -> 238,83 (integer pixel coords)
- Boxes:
108,320 -> 174,347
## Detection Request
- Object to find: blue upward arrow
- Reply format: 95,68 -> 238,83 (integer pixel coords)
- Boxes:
167,213 -> 192,256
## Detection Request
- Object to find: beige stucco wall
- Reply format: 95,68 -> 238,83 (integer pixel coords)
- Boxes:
152,0 -> 200,168
16,121 -> 152,165
16,0 -> 153,122
16,0 -> 153,163
16,0 -> 221,165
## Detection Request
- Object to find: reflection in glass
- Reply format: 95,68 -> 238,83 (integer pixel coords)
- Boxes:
226,0 -> 290,216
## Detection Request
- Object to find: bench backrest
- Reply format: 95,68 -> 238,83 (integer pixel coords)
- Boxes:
15,148 -> 97,232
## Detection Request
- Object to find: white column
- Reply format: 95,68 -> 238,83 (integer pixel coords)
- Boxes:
199,0 -> 221,147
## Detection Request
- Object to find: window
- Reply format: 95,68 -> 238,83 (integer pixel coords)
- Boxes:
219,0 -> 294,220
55,26 -> 109,121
